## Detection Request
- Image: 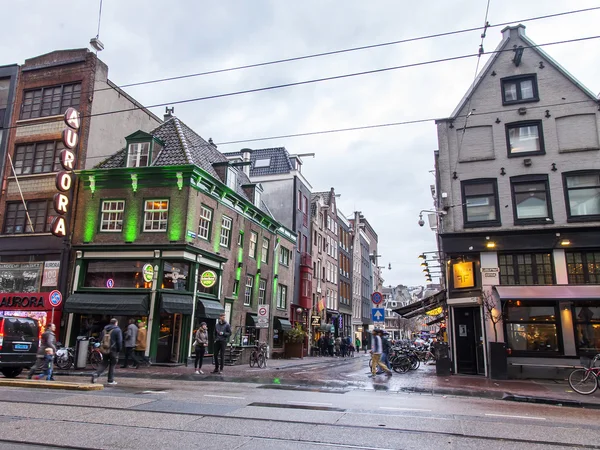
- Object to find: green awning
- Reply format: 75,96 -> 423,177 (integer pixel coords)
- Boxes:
161,293 -> 193,315
246,314 -> 258,326
196,298 -> 224,319
64,293 -> 149,315
274,317 -> 292,330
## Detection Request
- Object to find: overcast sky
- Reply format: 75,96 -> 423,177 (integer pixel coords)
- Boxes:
2,1 -> 599,286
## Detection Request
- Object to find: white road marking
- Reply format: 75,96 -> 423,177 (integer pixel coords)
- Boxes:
287,401 -> 333,406
379,407 -> 432,412
204,394 -> 246,400
485,413 -> 546,421
352,412 -> 451,421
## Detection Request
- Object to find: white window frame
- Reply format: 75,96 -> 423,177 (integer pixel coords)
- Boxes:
198,205 -> 212,240
258,279 -> 267,305
100,200 -> 125,232
244,275 -> 253,306
254,189 -> 262,208
127,142 -> 150,168
143,199 -> 169,232
220,215 -> 232,247
277,284 -> 287,309
249,231 -> 258,259
227,167 -> 237,190
261,237 -> 269,263
279,247 -> 290,266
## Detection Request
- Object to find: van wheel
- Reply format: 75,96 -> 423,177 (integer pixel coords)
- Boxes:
1,368 -> 23,378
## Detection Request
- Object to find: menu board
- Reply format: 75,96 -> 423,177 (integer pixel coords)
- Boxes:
0,262 -> 43,293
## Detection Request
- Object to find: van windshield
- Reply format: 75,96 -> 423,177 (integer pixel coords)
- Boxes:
3,318 -> 37,340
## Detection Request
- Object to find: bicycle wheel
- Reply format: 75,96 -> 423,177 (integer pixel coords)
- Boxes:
409,356 -> 420,370
568,369 -> 598,395
249,352 -> 256,368
89,351 -> 103,370
55,352 -> 73,370
392,357 -> 410,373
257,354 -> 266,368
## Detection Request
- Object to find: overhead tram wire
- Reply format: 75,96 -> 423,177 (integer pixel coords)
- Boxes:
93,6 -> 600,93
7,32 -> 600,137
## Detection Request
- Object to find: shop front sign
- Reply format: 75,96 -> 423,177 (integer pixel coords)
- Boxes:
142,264 -> 154,283
0,293 -> 47,308
199,270 -> 217,288
453,261 -> 475,289
42,261 -> 60,287
51,107 -> 80,238
311,315 -> 321,327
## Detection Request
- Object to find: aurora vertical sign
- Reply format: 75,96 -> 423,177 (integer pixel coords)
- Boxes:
51,108 -> 79,238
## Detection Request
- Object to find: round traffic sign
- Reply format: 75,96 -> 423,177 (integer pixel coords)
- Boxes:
49,290 -> 62,307
371,292 -> 383,305
258,306 -> 268,316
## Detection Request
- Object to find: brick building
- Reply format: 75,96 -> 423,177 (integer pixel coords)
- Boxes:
0,49 -> 160,339
434,25 -> 600,377
337,208 -> 353,339
64,112 -> 294,363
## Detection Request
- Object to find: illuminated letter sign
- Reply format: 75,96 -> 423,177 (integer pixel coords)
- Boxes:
52,108 -> 80,238
453,261 -> 475,289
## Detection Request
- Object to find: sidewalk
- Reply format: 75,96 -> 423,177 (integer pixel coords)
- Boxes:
52,355 -> 600,409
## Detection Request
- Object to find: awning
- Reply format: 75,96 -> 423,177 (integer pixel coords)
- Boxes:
393,290 -> 446,318
494,285 -> 600,300
319,323 -> 334,332
246,314 -> 258,326
161,293 -> 193,315
196,298 -> 224,319
274,317 -> 292,330
64,293 -> 149,315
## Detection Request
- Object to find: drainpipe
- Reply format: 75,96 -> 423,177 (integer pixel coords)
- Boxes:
145,259 -> 159,359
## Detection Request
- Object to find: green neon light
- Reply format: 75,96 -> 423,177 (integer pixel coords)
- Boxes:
168,194 -> 185,242
213,218 -> 222,253
124,199 -> 140,242
272,239 -> 280,303
83,202 -> 97,242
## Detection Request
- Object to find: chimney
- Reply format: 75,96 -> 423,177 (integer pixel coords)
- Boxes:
164,106 -> 174,122
208,138 -> 217,149
241,148 -> 252,176
501,24 -> 526,41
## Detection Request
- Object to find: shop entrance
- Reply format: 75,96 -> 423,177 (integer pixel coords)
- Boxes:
453,306 -> 484,375
157,313 -> 182,363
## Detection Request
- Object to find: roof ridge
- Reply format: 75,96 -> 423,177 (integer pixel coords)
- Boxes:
172,117 -> 193,164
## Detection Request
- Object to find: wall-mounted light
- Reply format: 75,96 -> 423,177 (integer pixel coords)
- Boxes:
486,241 -> 496,249
89,175 -> 96,196
420,262 -> 428,268
560,239 -> 571,246
418,254 -> 426,260
131,174 -> 138,193
176,172 -> 183,191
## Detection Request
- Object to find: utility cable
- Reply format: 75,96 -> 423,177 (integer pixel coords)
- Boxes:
6,33 -> 599,136
6,153 -> 35,233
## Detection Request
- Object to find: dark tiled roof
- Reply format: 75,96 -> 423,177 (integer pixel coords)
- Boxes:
223,147 -> 293,177
95,116 -> 271,214
311,191 -> 332,206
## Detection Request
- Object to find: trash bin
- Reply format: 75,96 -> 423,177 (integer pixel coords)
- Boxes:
75,336 -> 89,369
433,342 -> 451,376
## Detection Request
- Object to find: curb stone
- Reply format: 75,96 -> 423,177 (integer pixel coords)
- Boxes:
0,379 -> 103,391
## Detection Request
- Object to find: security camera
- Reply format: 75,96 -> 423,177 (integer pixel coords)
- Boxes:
418,215 -> 425,227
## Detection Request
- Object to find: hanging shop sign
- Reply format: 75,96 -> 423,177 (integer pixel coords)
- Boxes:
311,315 -> 321,327
425,306 -> 443,316
453,261 -> 475,289
142,264 -> 154,283
199,270 -> 217,288
51,107 -> 80,238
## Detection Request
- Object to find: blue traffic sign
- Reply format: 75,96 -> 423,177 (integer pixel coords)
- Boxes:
49,290 -> 62,307
371,292 -> 383,305
372,308 -> 385,323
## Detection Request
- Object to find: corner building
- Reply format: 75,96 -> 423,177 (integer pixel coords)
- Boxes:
65,113 -> 295,363
435,25 -> 600,377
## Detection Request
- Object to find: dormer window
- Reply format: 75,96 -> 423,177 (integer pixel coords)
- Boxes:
227,167 -> 237,190
254,158 -> 270,168
254,189 -> 262,208
127,142 -> 150,168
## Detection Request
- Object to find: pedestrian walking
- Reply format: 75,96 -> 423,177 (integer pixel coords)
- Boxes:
334,336 -> 341,357
328,335 -> 334,357
32,348 -> 54,381
369,329 -> 392,378
380,330 -> 392,371
340,335 -> 347,358
319,336 -> 327,356
28,323 -> 56,379
194,322 -> 208,374
135,321 -> 150,366
355,337 -> 361,355
91,318 -> 123,385
122,319 -> 139,369
212,313 -> 231,374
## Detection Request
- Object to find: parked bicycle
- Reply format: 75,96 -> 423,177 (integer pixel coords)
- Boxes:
249,342 -> 268,368
568,353 -> 600,395
54,337 -> 103,370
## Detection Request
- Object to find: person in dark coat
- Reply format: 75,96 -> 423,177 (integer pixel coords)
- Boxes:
28,323 -> 56,379
91,318 -> 123,385
212,313 -> 231,374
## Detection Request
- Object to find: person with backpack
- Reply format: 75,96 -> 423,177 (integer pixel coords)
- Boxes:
91,318 -> 123,385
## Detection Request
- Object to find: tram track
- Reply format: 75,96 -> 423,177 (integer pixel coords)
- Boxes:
0,396 -> 597,449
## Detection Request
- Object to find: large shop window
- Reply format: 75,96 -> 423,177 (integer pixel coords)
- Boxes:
20,83 -> 81,120
461,179 -> 500,227
162,261 -> 190,291
498,253 -> 553,285
566,251 -> 600,284
3,200 -> 53,234
504,301 -> 560,354
83,260 -> 152,289
510,175 -> 552,224
13,141 -> 64,175
563,172 -> 600,221
573,305 -> 600,355
0,261 -> 44,293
